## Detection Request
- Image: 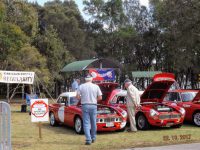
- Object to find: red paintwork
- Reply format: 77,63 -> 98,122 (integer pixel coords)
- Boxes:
164,89 -> 200,122
49,100 -> 127,132
97,74 -> 185,128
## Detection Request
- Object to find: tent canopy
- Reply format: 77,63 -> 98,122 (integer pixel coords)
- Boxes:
132,71 -> 162,78
61,58 -> 120,72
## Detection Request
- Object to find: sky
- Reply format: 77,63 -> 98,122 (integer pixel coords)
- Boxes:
28,0 -> 149,20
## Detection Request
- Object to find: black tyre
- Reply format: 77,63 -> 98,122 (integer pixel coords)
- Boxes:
136,114 -> 149,130
50,112 -> 58,126
193,112 -> 200,126
74,116 -> 84,134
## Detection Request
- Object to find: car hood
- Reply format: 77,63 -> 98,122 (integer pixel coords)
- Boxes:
192,90 -> 200,102
141,73 -> 175,103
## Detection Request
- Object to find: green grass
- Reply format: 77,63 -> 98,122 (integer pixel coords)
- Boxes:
10,104 -> 200,150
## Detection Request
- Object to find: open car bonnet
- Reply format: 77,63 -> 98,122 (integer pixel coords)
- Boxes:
141,73 -> 175,103
97,82 -> 119,101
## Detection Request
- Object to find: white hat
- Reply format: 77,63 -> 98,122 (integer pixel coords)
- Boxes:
85,74 -> 93,81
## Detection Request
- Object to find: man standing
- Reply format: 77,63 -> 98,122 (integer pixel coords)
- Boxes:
76,74 -> 102,145
124,79 -> 140,132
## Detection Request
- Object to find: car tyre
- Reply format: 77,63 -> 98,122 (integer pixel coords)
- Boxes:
74,116 -> 84,134
136,113 -> 149,130
193,112 -> 200,126
50,112 -> 58,126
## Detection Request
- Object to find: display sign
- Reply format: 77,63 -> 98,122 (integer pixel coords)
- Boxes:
89,69 -> 115,81
30,99 -> 49,122
0,70 -> 35,84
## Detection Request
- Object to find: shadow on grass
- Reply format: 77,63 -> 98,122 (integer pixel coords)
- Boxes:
41,122 -> 127,136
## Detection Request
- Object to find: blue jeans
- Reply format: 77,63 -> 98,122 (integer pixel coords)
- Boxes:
82,104 -> 97,143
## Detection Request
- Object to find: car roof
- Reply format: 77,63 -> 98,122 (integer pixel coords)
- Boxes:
59,92 -> 77,97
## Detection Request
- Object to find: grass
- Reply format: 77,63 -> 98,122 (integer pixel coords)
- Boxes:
9,104 -> 200,150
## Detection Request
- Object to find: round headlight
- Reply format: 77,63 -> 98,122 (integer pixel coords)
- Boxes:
150,109 -> 159,117
121,110 -> 127,118
180,108 -> 185,115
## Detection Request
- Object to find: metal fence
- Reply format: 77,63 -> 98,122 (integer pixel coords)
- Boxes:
0,101 -> 12,150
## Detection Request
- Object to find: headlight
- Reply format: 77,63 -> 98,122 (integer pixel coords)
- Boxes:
121,110 -> 127,118
179,108 -> 185,115
150,109 -> 159,117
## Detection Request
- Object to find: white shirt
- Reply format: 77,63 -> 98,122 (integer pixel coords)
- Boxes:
77,82 -> 102,104
126,84 -> 141,107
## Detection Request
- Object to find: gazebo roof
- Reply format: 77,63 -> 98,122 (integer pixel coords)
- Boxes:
61,58 -> 120,72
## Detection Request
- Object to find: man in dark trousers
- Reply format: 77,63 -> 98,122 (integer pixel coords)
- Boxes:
76,74 -> 102,145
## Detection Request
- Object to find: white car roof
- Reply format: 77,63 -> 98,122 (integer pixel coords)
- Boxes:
59,92 -> 77,97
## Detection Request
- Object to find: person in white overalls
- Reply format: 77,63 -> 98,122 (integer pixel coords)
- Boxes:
124,79 -> 141,132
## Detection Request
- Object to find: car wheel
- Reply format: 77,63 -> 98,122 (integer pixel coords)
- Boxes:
136,114 -> 149,130
74,117 -> 83,134
50,112 -> 58,126
193,112 -> 200,126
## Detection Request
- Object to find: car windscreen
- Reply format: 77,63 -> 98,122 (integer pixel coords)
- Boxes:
181,92 -> 197,102
110,95 -> 127,104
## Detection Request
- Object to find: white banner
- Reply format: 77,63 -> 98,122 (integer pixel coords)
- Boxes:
0,70 -> 35,84
31,99 -> 49,122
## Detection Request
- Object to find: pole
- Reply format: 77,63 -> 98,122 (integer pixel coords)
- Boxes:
22,84 -> 24,100
38,122 -> 42,139
7,83 -> 10,103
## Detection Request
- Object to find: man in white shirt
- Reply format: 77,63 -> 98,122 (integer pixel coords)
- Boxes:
76,74 -> 102,145
124,79 -> 141,132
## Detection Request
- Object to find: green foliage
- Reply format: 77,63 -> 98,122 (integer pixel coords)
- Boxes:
6,1 -> 38,37
0,22 -> 28,69
8,44 -> 51,84
0,2 -> 6,21
33,25 -> 74,80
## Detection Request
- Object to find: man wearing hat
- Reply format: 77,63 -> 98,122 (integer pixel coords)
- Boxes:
124,79 -> 141,132
76,74 -> 102,145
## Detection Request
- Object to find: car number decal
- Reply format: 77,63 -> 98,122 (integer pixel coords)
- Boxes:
58,106 -> 65,122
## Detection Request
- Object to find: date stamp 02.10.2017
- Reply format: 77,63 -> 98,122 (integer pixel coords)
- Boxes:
163,134 -> 191,142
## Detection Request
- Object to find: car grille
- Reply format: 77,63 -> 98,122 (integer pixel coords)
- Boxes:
97,117 -> 122,123
159,114 -> 181,120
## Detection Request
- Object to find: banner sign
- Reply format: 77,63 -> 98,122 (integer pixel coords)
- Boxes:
0,70 -> 35,84
31,99 -> 49,122
89,69 -> 115,81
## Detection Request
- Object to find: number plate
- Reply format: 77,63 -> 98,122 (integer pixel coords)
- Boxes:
106,122 -> 114,127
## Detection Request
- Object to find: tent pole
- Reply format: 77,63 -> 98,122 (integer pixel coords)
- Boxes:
7,83 -> 10,103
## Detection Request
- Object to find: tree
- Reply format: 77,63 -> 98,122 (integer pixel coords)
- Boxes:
40,0 -> 95,59
5,1 -> 38,37
33,25 -> 74,80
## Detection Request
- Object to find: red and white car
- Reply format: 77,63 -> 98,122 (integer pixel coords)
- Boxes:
163,89 -> 200,126
98,73 -> 185,130
49,92 -> 127,134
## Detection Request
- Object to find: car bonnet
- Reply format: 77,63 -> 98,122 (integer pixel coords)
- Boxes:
140,73 -> 175,103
